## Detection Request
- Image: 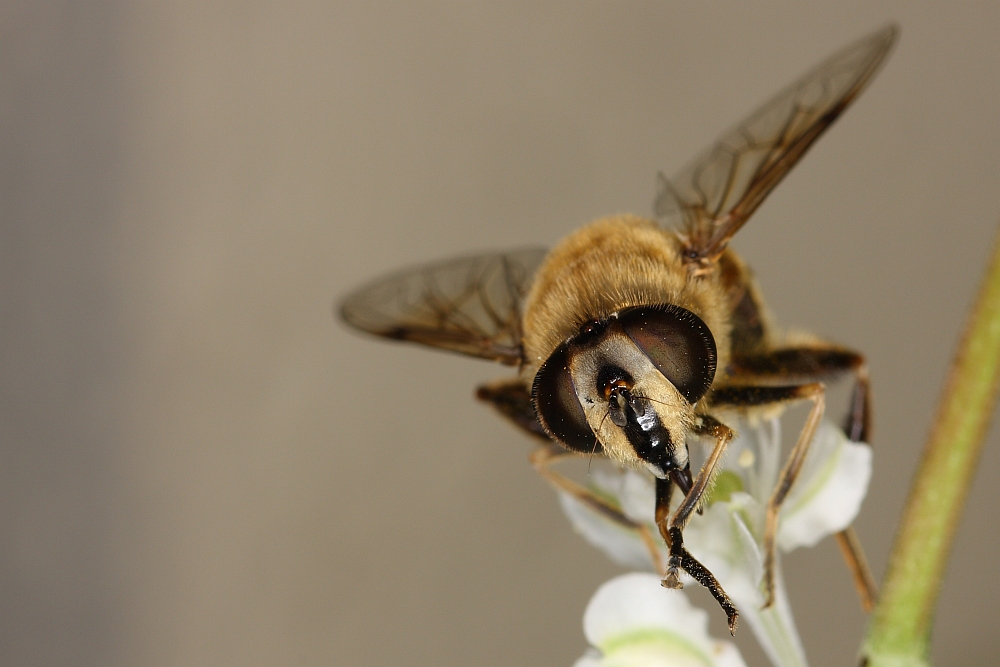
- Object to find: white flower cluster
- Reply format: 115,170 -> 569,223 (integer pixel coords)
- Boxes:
575,573 -> 747,667
563,418 -> 872,667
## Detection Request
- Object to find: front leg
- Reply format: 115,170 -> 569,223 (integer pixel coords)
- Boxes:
672,415 -> 735,529
723,344 -> 879,611
665,522 -> 740,635
655,415 -> 739,634
654,476 -> 677,586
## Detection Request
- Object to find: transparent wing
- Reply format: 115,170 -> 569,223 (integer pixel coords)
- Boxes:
339,247 -> 548,365
654,25 -> 898,264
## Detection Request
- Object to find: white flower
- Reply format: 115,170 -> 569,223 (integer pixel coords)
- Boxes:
574,573 -> 747,667
559,418 -> 872,667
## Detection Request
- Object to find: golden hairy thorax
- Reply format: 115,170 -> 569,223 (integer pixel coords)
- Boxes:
521,215 -> 733,380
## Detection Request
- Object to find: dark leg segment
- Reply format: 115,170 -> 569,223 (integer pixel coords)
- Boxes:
843,362 -> 871,443
654,476 -> 674,546
838,367 -> 879,610
655,416 -> 738,629
729,345 -> 872,443
667,526 -> 739,635
476,378 -> 551,441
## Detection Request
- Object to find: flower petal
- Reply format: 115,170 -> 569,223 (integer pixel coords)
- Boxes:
555,418 -> 871,667
778,422 -> 872,552
581,573 -> 747,667
572,648 -> 604,667
583,573 -> 708,646
558,490 -> 655,571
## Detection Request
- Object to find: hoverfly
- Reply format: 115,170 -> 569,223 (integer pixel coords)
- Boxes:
340,25 -> 897,633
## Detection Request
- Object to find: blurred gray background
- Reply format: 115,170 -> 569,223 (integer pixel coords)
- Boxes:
2,2 -> 999,666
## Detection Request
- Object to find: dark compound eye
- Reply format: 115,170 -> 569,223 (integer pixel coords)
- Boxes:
531,343 -> 601,453
617,304 -> 717,404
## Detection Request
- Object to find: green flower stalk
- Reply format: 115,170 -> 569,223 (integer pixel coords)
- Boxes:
862,226 -> 1000,667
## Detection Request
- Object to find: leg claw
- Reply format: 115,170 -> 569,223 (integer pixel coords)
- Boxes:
661,569 -> 683,590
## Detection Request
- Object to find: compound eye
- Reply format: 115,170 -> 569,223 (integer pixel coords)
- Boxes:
531,344 -> 601,453
618,304 -> 717,404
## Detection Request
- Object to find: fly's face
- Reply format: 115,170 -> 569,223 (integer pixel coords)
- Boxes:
571,329 -> 693,474
532,305 -> 717,478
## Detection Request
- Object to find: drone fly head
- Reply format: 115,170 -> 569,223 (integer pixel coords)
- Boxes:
532,304 -> 717,477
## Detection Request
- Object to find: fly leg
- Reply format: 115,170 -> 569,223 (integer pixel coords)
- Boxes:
668,524 -> 740,636
708,383 -> 825,608
478,378 -> 668,572
836,526 -> 878,612
655,415 -> 739,634
728,346 -> 878,610
731,346 -> 871,440
530,443 -> 666,573
761,384 -> 825,608
671,415 -> 735,529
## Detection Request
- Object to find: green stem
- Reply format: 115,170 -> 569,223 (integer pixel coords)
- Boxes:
862,226 -> 1000,667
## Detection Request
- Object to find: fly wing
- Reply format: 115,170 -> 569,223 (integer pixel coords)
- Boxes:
339,247 -> 548,365
654,25 -> 898,265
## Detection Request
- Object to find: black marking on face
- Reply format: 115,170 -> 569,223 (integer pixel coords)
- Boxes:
601,373 -> 677,471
